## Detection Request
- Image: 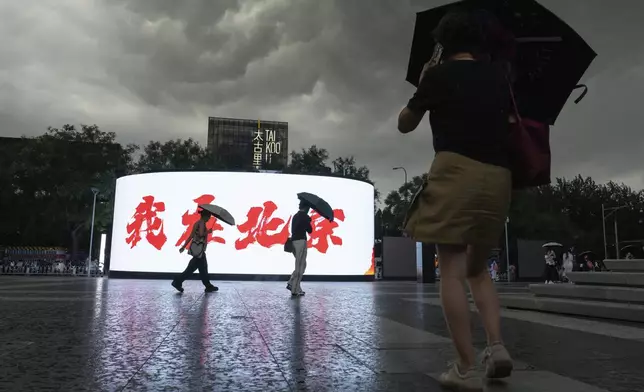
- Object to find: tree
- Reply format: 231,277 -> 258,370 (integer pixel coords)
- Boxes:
286,146 -> 380,206
331,156 -> 381,203
286,145 -> 331,175
331,156 -> 368,179
135,138 -> 215,173
380,173 -> 644,252
6,124 -> 135,256
382,175 -> 426,236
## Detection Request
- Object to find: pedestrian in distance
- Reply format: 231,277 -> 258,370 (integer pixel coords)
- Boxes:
286,201 -> 312,297
171,209 -> 219,293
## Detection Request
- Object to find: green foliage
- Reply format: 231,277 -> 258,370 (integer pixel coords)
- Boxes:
1,124 -> 135,256
508,176 -> 644,256
380,172 -> 644,256
285,145 -> 332,175
381,175 -> 426,236
134,138 -> 217,172
285,145 -> 380,204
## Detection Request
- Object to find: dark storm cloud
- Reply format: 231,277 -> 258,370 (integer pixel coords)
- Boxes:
1,0 -> 644,196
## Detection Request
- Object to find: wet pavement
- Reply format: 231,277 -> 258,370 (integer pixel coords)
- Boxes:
0,277 -> 642,391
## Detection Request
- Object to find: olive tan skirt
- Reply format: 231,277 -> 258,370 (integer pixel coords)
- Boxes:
404,152 -> 511,246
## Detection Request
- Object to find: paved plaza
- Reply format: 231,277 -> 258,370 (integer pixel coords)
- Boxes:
0,277 -> 643,391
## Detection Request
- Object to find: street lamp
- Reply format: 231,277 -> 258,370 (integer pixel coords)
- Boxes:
88,187 -> 99,277
504,217 -> 510,280
392,167 -> 408,184
602,204 -> 644,260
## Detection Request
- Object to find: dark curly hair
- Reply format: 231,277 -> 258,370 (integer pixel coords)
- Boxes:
433,8 -> 503,59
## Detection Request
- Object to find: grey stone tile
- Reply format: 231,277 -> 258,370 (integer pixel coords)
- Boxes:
272,344 -> 376,381
0,278 -> 638,392
290,373 -> 442,392
122,340 -> 289,392
425,371 -> 609,392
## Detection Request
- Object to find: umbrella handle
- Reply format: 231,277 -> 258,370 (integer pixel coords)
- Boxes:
573,84 -> 588,104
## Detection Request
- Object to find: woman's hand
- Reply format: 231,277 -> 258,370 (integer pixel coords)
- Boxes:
419,43 -> 443,84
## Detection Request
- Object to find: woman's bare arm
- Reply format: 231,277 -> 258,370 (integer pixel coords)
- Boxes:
398,108 -> 425,134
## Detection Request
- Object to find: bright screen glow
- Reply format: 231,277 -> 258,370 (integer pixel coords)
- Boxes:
99,233 -> 107,270
110,172 -> 375,275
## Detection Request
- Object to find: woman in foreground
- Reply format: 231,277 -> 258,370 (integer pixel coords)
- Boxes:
398,9 -> 514,391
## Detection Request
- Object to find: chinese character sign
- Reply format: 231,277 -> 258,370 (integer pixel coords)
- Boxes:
308,209 -> 345,254
253,128 -> 263,170
175,194 -> 226,247
235,201 -> 291,250
125,196 -> 167,250
110,172 -> 374,275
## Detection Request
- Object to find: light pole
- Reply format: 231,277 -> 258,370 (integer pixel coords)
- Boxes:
602,204 -> 640,260
88,187 -> 99,277
504,217 -> 510,280
392,167 -> 408,184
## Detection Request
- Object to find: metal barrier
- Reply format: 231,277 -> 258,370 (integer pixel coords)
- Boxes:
0,264 -> 102,277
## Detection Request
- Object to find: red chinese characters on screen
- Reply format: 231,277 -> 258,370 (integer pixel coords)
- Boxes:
307,209 -> 345,254
175,194 -> 225,247
125,196 -> 167,250
235,201 -> 291,250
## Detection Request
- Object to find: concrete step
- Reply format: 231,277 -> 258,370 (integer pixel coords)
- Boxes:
529,283 -> 644,304
567,271 -> 644,287
499,294 -> 644,323
604,259 -> 644,272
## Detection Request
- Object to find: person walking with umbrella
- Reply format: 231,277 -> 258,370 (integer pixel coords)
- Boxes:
398,9 -> 514,390
171,209 -> 219,293
287,200 -> 313,297
544,247 -> 558,284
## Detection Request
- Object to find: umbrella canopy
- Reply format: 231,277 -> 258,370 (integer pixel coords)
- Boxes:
620,245 -> 639,252
578,250 -> 595,257
542,242 -> 563,248
198,204 -> 235,226
406,0 -> 596,125
297,192 -> 334,222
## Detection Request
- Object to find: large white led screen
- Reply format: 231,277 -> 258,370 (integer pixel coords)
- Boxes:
110,172 -> 375,275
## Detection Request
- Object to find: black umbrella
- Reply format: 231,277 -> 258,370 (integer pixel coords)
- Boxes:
577,250 -> 595,258
406,0 -> 597,125
198,204 -> 235,226
297,192 -> 334,222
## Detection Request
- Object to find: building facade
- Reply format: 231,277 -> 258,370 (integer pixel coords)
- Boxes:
207,117 -> 288,171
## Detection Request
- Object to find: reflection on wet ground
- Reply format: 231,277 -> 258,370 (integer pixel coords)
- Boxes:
0,277 -> 641,391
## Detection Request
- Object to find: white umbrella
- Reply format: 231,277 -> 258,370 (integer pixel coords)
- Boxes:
542,242 -> 563,248
198,204 -> 235,226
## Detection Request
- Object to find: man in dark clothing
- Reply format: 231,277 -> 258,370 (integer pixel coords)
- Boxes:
287,201 -> 312,296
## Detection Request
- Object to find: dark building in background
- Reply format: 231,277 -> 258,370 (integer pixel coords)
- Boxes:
207,117 -> 288,171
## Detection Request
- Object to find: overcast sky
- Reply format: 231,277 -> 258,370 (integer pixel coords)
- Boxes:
2,0 -> 643,199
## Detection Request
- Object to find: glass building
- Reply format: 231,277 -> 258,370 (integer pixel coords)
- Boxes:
207,117 -> 288,171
